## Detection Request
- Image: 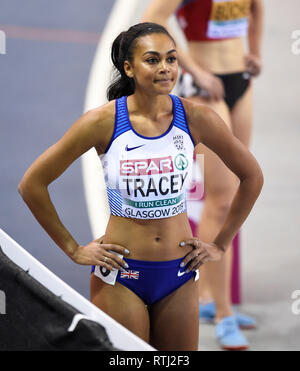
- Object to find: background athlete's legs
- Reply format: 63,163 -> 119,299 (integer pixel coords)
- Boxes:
189,96 -> 238,320
231,84 -> 253,148
90,274 -> 150,343
149,278 -> 199,351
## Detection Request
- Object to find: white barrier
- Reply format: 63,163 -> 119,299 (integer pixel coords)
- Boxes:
0,228 -> 155,351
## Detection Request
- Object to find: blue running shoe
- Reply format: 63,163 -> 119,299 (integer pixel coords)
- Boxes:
199,302 -> 216,323
215,316 -> 249,351
234,311 -> 256,329
199,302 -> 256,329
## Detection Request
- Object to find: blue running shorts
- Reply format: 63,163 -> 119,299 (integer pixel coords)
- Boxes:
91,257 -> 199,306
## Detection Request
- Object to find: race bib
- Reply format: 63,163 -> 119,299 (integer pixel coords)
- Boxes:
94,251 -> 124,285
207,0 -> 251,39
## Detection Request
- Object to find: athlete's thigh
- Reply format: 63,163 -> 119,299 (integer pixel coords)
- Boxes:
90,273 -> 150,342
149,278 -> 199,351
191,97 -> 237,198
231,84 -> 253,147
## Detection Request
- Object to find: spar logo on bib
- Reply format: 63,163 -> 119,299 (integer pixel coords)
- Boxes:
175,153 -> 188,171
120,156 -> 174,176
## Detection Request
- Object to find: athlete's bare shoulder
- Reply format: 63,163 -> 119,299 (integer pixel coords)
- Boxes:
179,97 -> 215,146
87,100 -> 115,126
87,100 -> 116,155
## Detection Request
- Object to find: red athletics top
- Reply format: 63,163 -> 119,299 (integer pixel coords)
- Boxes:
176,0 -> 251,41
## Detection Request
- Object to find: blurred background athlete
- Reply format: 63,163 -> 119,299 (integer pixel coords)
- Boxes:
143,0 -> 264,350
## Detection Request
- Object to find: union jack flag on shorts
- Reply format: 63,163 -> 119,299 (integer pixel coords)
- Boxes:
120,270 -> 139,279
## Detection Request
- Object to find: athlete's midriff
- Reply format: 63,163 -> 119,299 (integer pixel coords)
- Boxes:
189,37 -> 247,74
102,212 -> 194,261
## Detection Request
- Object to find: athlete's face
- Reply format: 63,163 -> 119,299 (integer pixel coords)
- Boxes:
124,33 -> 178,95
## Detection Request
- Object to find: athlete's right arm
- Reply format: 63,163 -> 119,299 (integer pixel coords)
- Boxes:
18,103 -> 129,270
142,0 -> 224,99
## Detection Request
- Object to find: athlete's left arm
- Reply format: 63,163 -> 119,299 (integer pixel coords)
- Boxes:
246,0 -> 264,76
190,104 -> 264,252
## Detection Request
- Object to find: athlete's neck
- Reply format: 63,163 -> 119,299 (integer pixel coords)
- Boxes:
128,92 -> 172,121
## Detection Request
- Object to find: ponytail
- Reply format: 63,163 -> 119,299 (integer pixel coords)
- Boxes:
107,22 -> 175,101
107,31 -> 135,101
